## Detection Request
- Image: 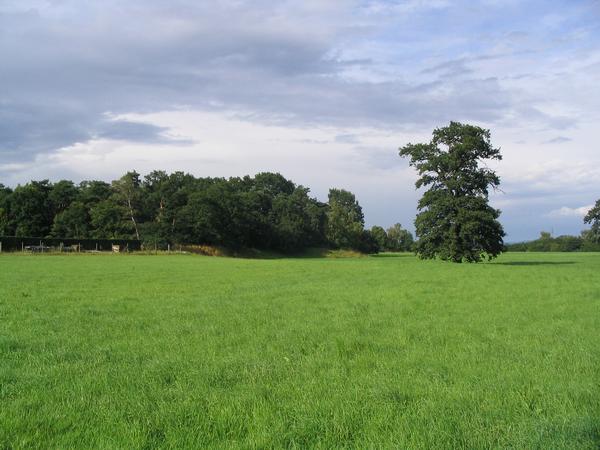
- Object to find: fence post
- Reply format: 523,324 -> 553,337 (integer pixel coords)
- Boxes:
0,241 -> 2,253
21,241 -> 24,252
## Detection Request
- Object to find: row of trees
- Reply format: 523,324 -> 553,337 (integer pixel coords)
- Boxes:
0,172 -> 413,253
370,224 -> 414,252
506,231 -> 600,252
505,202 -> 600,252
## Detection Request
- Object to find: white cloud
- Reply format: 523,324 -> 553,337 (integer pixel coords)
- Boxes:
547,205 -> 593,218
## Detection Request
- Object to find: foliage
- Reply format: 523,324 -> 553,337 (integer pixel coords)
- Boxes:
506,231 -> 600,252
400,122 -> 505,262
0,172 -> 371,253
584,199 -> 600,243
386,223 -> 414,252
89,199 -> 133,239
356,229 -> 380,254
51,202 -> 90,238
368,224 -> 414,253
369,225 -> 387,250
10,180 -> 54,237
0,184 -> 10,235
1,252 -> 599,448
112,171 -> 143,240
326,188 -> 365,249
49,180 -> 78,214
270,187 -> 327,252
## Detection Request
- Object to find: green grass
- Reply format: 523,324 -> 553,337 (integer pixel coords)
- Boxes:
1,252 -> 599,449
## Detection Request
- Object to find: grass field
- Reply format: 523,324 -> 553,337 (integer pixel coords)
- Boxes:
1,252 -> 599,449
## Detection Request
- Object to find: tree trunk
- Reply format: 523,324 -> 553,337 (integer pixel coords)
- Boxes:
127,197 -> 140,240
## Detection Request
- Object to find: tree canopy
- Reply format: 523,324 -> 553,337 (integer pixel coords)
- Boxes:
0,171 -> 406,254
326,188 -> 365,250
583,200 -> 600,243
369,223 -> 414,252
399,121 -> 505,262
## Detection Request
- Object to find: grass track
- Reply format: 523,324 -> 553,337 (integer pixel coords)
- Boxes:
1,252 -> 599,448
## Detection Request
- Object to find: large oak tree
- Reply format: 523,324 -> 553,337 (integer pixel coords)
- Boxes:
584,200 -> 600,243
399,122 -> 505,262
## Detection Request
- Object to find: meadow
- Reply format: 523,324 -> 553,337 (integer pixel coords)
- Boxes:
1,252 -> 599,449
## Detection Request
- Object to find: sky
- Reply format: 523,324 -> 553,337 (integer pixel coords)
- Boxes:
1,0 -> 599,241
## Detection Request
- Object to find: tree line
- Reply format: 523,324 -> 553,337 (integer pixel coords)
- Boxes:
506,230 -> 600,253
0,172 -> 414,253
505,192 -> 600,253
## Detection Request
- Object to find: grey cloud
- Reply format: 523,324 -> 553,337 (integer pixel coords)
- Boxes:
96,120 -> 192,145
0,101 -> 190,163
544,136 -> 572,144
335,134 -> 360,144
0,0 -> 528,165
351,145 -> 407,171
0,0 -> 592,167
421,59 -> 474,78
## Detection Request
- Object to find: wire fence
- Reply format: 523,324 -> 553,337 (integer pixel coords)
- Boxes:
0,236 -> 142,253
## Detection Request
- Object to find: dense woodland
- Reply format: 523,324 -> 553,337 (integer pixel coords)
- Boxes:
0,171 -> 414,253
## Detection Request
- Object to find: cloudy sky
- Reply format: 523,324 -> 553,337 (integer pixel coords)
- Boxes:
1,0 -> 599,241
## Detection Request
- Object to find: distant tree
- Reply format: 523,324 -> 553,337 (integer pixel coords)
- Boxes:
0,206 -> 8,236
370,226 -> 388,251
386,223 -> 414,251
10,180 -> 53,236
183,180 -> 254,249
252,172 -> 295,197
268,186 -> 327,251
112,171 -> 142,240
78,180 -> 112,207
357,229 -> 380,254
142,170 -> 173,243
89,199 -> 133,239
49,180 -> 78,215
51,202 -> 89,238
0,184 -> 12,235
303,198 -> 328,247
326,188 -> 365,249
400,122 -> 505,262
584,200 -> 600,243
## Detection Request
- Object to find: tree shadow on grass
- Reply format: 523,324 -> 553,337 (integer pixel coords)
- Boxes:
494,261 -> 577,266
